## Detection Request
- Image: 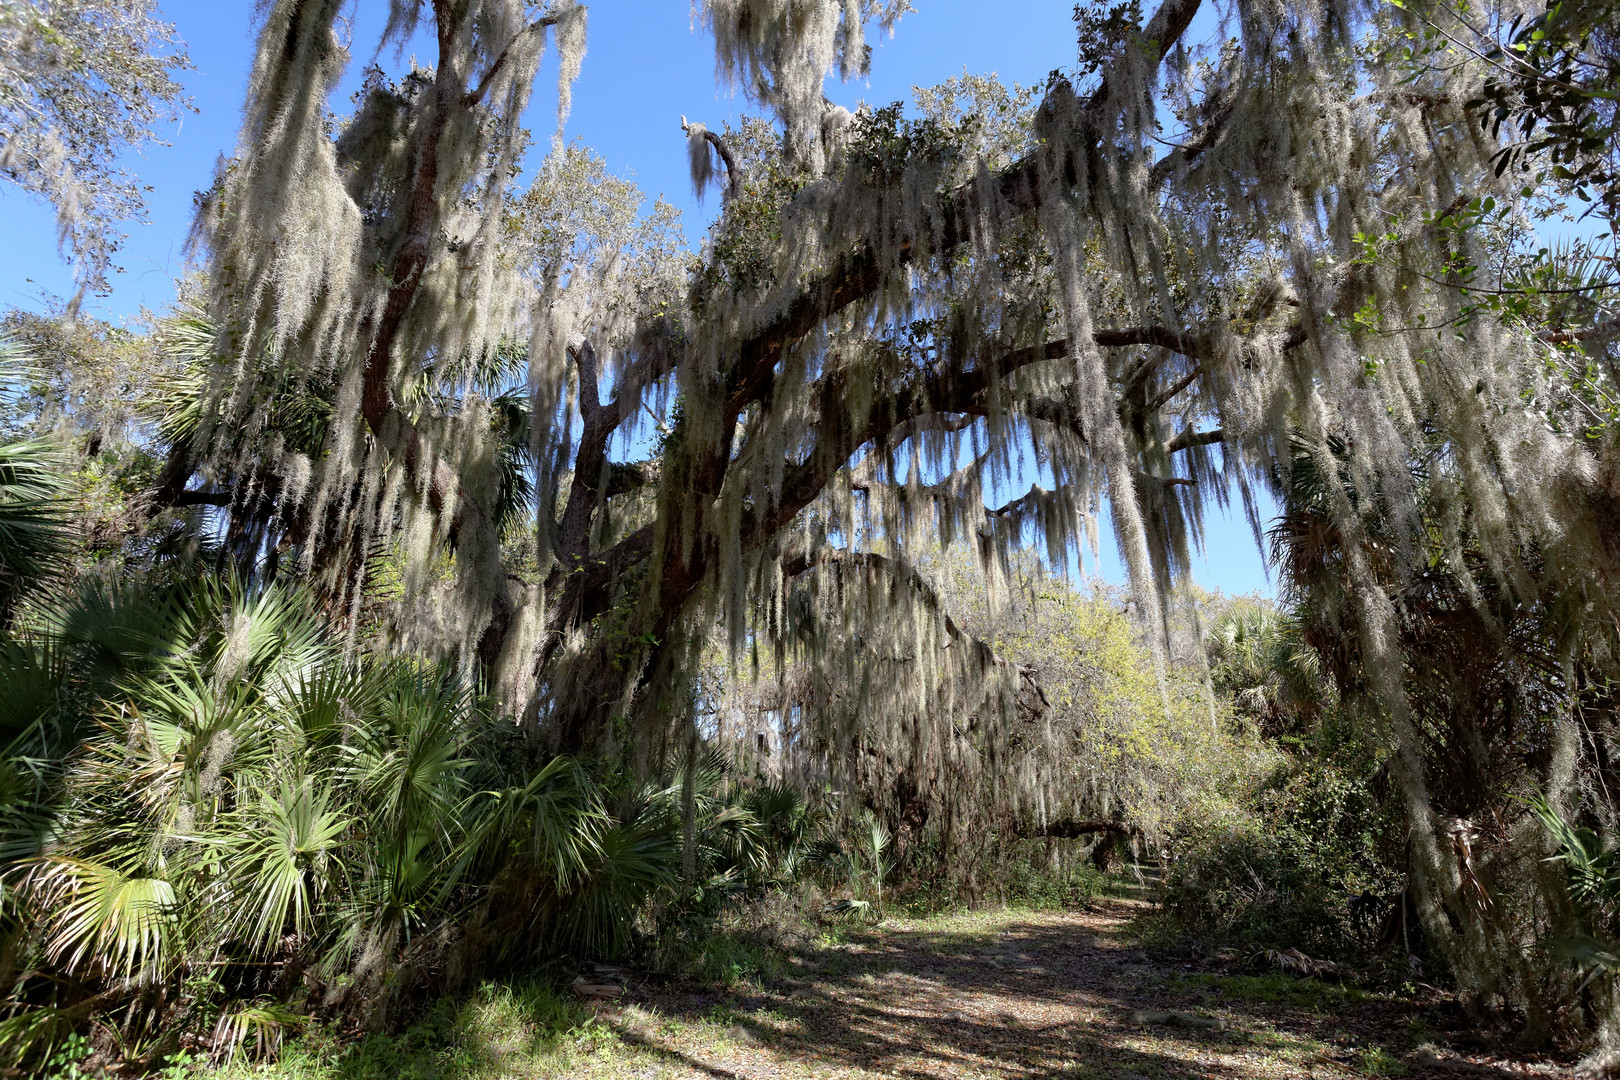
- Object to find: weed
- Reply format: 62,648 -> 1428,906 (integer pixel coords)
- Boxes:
43,1036 -> 90,1080
1164,972 -> 1366,1010
1360,1044 -> 1410,1076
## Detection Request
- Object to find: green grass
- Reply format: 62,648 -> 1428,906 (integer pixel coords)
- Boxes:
209,983 -> 641,1080
1359,1044 -> 1410,1076
683,935 -> 786,989
1159,971 -> 1368,1010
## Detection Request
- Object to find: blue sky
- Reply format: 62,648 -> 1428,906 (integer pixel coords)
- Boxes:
0,0 -> 1274,597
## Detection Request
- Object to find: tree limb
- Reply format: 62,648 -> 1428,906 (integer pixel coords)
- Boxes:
777,546 -> 1044,706
1540,316 -> 1620,344
604,459 -> 660,496
465,15 -> 561,108
721,0 -> 1207,421
681,116 -> 742,200
1148,363 -> 1204,412
357,1 -> 514,665
1167,427 -> 1223,453
170,489 -> 233,507
986,482 -> 1054,519
1019,819 -> 1140,840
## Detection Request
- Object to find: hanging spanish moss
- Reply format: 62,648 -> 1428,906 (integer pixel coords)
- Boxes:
159,0 -> 1620,1044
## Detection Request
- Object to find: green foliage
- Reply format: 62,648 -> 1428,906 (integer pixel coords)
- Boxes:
0,338 -> 75,619
1528,793 -> 1620,984
1205,602 -> 1331,735
1161,970 -> 1366,1009
1073,2 -> 1146,80
1531,793 -> 1620,915
1464,0 -> 1620,221
803,811 -> 897,921
635,753 -> 841,970
1160,756 -> 1400,959
0,436 -> 71,621
1360,1044 -> 1411,1077
0,0 -> 192,291
40,1034 -> 90,1080
0,574 -> 683,1069
996,854 -> 1107,912
200,979 -> 623,1080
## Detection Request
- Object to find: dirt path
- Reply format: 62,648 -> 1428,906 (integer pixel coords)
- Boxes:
458,901 -> 1568,1080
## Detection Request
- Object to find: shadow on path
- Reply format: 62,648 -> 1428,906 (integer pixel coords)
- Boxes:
602,901 -> 1561,1080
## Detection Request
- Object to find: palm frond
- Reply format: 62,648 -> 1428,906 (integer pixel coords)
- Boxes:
0,438 -> 71,614
554,808 -> 680,959
211,1000 -> 305,1063
1529,793 -> 1620,910
30,857 -> 178,981
222,777 -> 351,956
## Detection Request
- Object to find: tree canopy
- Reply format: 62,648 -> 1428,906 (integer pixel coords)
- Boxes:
4,0 -> 1620,1056
0,0 -> 191,297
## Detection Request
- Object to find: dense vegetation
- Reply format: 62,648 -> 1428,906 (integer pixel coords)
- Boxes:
1,0 -> 1618,1073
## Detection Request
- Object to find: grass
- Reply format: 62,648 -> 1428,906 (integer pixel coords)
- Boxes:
1359,1044 -> 1411,1076
1158,970 -> 1369,1010
210,984 -> 643,1080
677,933 -> 787,990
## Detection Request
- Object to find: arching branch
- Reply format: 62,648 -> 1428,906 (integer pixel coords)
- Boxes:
986,482 -> 1058,520
1148,363 -> 1205,412
777,546 -> 1047,710
1019,819 -> 1141,840
464,13 -> 563,108
169,488 -> 233,507
1167,427 -> 1223,453
681,116 -> 742,200
720,0 -> 1208,419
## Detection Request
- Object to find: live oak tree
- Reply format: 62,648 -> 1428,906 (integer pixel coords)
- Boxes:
706,538 -> 1271,902
159,0 -> 1620,1040
0,0 -> 191,297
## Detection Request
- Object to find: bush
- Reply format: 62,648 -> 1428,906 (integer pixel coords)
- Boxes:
0,576 -> 681,1072
999,847 -> 1108,911
894,833 -> 1109,914
1159,757 -> 1400,959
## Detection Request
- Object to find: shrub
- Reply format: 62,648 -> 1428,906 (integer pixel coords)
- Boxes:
1160,757 -> 1400,959
0,575 -> 680,1071
1000,852 -> 1107,911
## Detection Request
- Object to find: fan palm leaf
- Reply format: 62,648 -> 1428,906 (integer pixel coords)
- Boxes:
553,807 -> 680,958
0,438 -> 71,619
222,776 -> 351,956
30,857 -> 177,981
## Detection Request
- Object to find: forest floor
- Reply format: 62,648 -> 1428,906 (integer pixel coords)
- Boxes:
240,897 -> 1572,1080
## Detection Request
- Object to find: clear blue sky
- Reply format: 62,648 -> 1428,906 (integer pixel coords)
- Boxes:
0,0 -> 1273,597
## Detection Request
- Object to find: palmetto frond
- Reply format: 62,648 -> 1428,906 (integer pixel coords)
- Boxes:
0,436 -> 71,619
220,777 -> 351,956
29,857 -> 178,981
1530,793 -> 1620,913
551,805 -> 680,959
0,567 -> 683,1058
211,1000 -> 305,1063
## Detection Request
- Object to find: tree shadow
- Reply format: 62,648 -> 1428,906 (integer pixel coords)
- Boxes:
611,903 -> 1536,1079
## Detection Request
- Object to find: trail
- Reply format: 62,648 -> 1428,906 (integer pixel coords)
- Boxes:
471,901 -> 1567,1079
